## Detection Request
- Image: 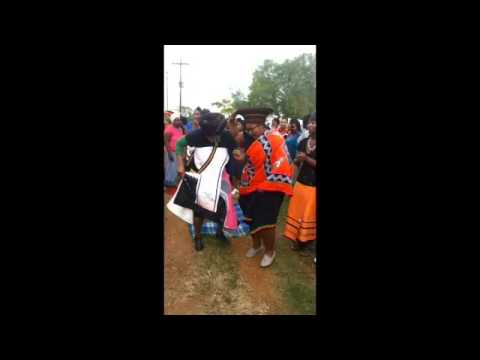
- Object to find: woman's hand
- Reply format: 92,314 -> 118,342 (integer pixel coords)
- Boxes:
232,149 -> 246,162
296,151 -> 307,163
231,188 -> 240,201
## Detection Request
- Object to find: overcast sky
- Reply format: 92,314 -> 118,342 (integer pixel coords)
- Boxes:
164,45 -> 316,113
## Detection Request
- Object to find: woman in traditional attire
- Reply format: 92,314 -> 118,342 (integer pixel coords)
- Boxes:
167,110 -> 243,251
283,112 -> 317,257
232,108 -> 294,268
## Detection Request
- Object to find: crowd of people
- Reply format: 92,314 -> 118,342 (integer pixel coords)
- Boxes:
164,107 -> 317,267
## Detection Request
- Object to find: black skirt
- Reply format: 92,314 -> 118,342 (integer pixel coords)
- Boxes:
239,190 -> 284,234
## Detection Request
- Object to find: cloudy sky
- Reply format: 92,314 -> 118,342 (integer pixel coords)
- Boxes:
164,45 -> 316,113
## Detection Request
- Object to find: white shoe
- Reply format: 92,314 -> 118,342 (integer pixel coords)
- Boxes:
314,257 -> 316,264
246,246 -> 264,258
260,252 -> 276,268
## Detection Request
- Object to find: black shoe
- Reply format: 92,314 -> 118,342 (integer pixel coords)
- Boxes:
194,236 -> 204,251
216,230 -> 229,243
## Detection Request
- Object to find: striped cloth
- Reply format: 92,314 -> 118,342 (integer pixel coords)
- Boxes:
188,203 -> 250,239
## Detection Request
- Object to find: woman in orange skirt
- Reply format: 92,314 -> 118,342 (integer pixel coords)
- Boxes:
283,113 -> 317,255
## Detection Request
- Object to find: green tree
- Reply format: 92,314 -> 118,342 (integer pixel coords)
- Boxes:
231,90 -> 250,109
211,98 -> 235,116
246,54 -> 316,118
182,106 -> 193,118
212,90 -> 251,118
248,59 -> 279,110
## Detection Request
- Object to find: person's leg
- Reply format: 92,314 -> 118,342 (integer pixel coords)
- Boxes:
164,151 -> 167,185
245,231 -> 264,258
165,152 -> 175,186
261,227 -> 276,257
193,216 -> 204,251
240,193 -> 263,256
247,193 -> 262,250
258,227 -> 276,267
193,216 -> 202,237
215,222 -> 229,243
257,192 -> 284,267
171,152 -> 178,185
252,231 -> 262,249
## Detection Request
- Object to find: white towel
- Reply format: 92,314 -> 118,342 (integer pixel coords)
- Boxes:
166,146 -> 229,223
194,147 -> 229,213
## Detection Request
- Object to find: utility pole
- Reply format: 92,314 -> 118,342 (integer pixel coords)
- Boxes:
172,58 -> 189,115
165,72 -> 169,110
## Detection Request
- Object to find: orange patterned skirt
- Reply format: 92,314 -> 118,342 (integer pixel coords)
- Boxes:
283,181 -> 316,242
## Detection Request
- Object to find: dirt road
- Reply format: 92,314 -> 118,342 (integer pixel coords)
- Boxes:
164,191 -> 316,315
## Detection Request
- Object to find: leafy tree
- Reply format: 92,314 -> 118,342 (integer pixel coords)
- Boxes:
246,54 -> 316,118
213,53 -> 315,119
211,98 -> 235,116
182,106 -> 193,118
231,90 -> 250,109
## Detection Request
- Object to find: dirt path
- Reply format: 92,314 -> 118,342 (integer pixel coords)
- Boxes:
229,238 -> 285,314
164,192 -> 204,314
164,190 -> 315,315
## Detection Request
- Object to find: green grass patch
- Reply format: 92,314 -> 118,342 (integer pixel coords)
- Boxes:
272,197 -> 316,315
199,236 -> 240,291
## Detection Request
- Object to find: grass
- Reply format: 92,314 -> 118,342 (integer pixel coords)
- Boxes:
272,196 -> 317,315
197,236 -> 241,311
189,198 -> 316,315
